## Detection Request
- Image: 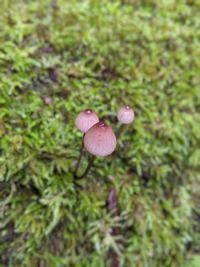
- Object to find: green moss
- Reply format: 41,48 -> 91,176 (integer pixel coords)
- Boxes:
0,0 -> 200,266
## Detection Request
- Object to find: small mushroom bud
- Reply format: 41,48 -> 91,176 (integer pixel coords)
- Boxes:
43,96 -> 52,105
75,109 -> 99,133
117,105 -> 134,124
84,121 -> 116,157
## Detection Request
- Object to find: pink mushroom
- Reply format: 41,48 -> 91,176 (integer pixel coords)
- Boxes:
75,109 -> 99,133
43,96 -> 52,105
117,106 -> 134,124
84,121 -> 116,157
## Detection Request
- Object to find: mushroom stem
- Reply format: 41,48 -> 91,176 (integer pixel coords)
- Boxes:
116,123 -> 127,139
74,133 -> 85,175
75,155 -> 95,179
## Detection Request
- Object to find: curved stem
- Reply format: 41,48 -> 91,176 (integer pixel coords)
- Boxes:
75,155 -> 95,179
116,123 -> 126,139
74,133 -> 85,175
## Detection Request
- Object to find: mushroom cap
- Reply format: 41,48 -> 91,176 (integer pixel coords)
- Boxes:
75,109 -> 99,133
117,106 -> 134,124
43,96 -> 52,105
84,121 -> 116,157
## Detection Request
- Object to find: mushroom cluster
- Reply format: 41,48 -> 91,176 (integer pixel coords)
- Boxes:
74,106 -> 135,178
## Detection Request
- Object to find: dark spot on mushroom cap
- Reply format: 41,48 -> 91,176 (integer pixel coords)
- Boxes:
97,121 -> 107,128
84,109 -> 92,114
125,105 -> 130,110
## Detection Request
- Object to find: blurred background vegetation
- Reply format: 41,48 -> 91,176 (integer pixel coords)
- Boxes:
0,0 -> 200,266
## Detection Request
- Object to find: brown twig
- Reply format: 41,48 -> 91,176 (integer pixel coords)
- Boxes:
74,133 -> 85,175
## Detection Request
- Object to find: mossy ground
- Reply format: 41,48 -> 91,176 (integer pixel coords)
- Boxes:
0,0 -> 200,266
